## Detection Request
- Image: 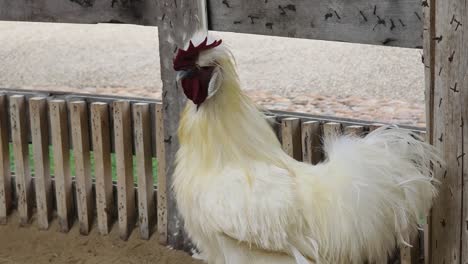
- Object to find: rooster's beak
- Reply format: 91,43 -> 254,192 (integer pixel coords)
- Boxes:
176,69 -> 195,82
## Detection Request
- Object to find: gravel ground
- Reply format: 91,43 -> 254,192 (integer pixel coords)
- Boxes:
0,21 -> 426,126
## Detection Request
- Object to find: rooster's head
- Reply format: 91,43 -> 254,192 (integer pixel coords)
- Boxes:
173,34 -> 227,107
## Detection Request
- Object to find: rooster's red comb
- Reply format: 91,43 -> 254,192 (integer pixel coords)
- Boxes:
173,37 -> 222,71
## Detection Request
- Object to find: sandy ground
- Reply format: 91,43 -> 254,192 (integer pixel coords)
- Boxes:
0,213 -> 201,264
0,21 -> 426,126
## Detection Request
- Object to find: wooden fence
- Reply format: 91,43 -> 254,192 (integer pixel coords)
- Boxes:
1,0 -> 466,263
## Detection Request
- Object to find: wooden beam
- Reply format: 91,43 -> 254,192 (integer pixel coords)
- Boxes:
0,0 -> 158,25
0,94 -> 11,224
426,0 -> 467,262
208,0 -> 424,48
133,103 -> 156,240
90,102 -> 114,235
301,121 -> 322,164
281,117 -> 302,161
113,100 -> 136,241
156,0 -> 208,250
49,99 -> 74,232
70,101 -> 94,235
29,97 -> 53,230
155,103 -> 167,245
10,95 -> 33,226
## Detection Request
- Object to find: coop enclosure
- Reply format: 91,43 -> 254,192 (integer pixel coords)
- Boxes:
0,0 -> 466,264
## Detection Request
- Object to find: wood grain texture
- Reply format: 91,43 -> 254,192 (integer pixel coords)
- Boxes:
49,99 -> 74,232
133,103 -> 155,240
301,121 -> 322,164
427,0 -> 467,262
70,101 -> 94,235
0,94 -> 11,224
10,95 -> 33,226
266,115 -> 281,142
90,102 -> 114,235
344,125 -> 365,136
323,122 -> 342,139
281,117 -> 302,160
113,100 -> 135,241
155,103 -> 167,245
29,97 -> 53,230
208,0 -> 424,48
156,0 -> 207,249
0,0 -> 158,25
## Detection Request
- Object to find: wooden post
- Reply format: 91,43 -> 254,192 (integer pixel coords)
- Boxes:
424,0 -> 467,263
344,125 -> 365,136
301,121 -> 322,164
113,100 -> 135,241
70,101 -> 93,235
29,97 -> 53,230
156,103 -> 167,244
266,116 -> 281,141
133,103 -> 156,240
10,95 -> 33,226
49,100 -> 74,232
156,0 -> 207,249
0,94 -> 11,224
281,118 -> 302,161
90,102 -> 114,235
323,122 -> 342,139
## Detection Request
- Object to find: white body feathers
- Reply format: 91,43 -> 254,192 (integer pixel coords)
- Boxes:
174,37 -> 441,264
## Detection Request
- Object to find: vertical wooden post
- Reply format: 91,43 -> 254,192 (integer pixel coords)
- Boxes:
323,122 -> 342,139
424,0 -> 467,263
70,101 -> 93,235
301,121 -> 322,164
29,97 -> 53,230
90,102 -> 114,235
133,103 -> 156,240
156,0 -> 207,249
49,100 -> 73,232
344,125 -> 364,136
10,95 -> 33,226
281,118 -> 302,161
0,94 -> 11,224
156,103 -> 167,244
113,100 -> 135,241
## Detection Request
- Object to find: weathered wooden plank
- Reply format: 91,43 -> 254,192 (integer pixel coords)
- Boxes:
133,103 -> 155,240
323,122 -> 342,139
155,103 -> 167,245
10,95 -> 33,225
208,0 -> 424,48
0,0 -> 158,25
266,115 -> 281,142
368,123 -> 384,132
281,117 -> 302,160
70,101 -> 93,235
344,125 -> 365,136
301,121 -> 322,164
29,97 -> 53,230
49,100 -> 74,232
0,94 -> 11,224
156,0 -> 208,249
427,0 -> 467,262
90,102 -> 114,235
113,100 -> 136,241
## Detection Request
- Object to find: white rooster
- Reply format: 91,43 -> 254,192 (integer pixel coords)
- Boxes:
172,32 -> 442,264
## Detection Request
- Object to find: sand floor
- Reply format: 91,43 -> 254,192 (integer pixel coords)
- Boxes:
0,213 -> 202,264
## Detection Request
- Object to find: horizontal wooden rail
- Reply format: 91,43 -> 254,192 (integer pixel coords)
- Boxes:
0,0 -> 422,48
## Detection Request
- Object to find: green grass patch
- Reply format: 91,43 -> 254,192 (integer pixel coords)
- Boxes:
9,144 -> 157,183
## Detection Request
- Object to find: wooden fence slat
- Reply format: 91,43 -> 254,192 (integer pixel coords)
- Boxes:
281,118 -> 302,160
70,101 -> 93,235
344,125 -> 365,136
113,100 -> 135,241
368,123 -> 384,132
266,115 -> 281,142
10,95 -> 33,225
301,121 -> 322,164
323,122 -> 342,139
90,102 -> 114,235
0,94 -> 11,224
208,0 -> 423,48
49,99 -> 73,232
156,103 -> 167,245
29,97 -> 53,230
133,103 -> 155,240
